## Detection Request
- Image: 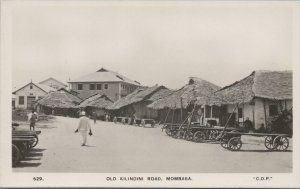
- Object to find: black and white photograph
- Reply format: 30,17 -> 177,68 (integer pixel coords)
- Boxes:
1,0 -> 300,188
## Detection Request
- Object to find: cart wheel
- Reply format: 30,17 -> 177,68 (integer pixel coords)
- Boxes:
175,130 -> 185,139
193,131 -> 206,143
32,135 -> 39,147
185,131 -> 194,141
19,142 -> 28,158
264,136 -> 274,150
12,144 -> 21,166
209,130 -> 219,140
220,141 -> 229,149
273,136 -> 289,151
165,128 -> 172,136
228,137 -> 242,151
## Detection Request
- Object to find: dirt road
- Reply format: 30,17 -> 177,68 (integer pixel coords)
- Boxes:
13,116 -> 292,173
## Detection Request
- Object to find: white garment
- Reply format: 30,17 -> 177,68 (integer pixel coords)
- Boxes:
80,130 -> 88,145
77,116 -> 91,145
27,112 -> 33,121
77,116 -> 91,131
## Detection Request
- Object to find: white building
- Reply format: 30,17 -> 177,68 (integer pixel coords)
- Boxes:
12,82 -> 56,109
39,77 -> 68,90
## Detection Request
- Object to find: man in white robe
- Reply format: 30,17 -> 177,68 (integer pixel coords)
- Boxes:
75,111 -> 93,146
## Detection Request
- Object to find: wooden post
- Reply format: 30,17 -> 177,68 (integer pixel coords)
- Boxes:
263,99 -> 267,129
171,107 -> 176,125
163,108 -> 171,125
180,97 -> 183,123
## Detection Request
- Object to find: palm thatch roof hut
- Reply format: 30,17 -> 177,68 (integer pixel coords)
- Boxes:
200,70 -> 292,131
36,90 -> 82,117
148,77 -> 220,109
78,94 -> 113,109
147,77 -> 220,124
77,94 -> 114,120
107,85 -> 173,119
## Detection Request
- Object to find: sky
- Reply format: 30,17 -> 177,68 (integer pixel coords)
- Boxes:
11,2 -> 293,91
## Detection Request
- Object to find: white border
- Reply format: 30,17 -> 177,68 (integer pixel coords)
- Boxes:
1,0 -> 300,188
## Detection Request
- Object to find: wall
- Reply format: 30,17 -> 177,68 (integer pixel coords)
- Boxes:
70,82 -> 120,101
15,84 -> 47,109
254,98 -> 293,130
120,83 -> 139,97
221,99 -> 293,130
40,79 -> 66,90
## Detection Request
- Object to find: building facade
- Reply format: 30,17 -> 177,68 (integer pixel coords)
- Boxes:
68,68 -> 141,101
13,82 -> 56,109
39,77 -> 68,90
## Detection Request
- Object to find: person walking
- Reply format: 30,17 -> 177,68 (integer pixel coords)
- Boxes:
29,110 -> 37,131
92,111 -> 97,124
75,111 -> 93,146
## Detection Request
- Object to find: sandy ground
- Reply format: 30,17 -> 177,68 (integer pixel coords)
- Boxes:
13,116 -> 292,173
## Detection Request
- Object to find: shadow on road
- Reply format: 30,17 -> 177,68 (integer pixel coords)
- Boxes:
16,162 -> 41,168
13,148 -> 46,168
238,149 -> 293,152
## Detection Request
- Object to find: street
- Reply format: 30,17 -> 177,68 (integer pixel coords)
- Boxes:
13,116 -> 292,173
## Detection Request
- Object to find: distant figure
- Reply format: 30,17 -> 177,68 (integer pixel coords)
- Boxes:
105,114 -> 109,122
52,109 -> 55,115
244,117 -> 253,131
29,110 -> 38,131
113,116 -> 117,123
75,111 -> 93,146
108,114 -> 111,122
92,111 -> 97,124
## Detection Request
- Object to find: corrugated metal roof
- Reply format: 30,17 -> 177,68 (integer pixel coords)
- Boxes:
69,68 -> 141,86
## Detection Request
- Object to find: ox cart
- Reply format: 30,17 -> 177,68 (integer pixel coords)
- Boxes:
12,124 -> 41,166
218,131 -> 291,151
162,123 -> 246,142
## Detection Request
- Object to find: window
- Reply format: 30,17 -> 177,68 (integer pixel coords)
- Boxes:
269,105 -> 278,116
238,108 -> 243,118
104,84 -> 108,89
19,96 -> 24,105
90,84 -> 95,90
97,84 -> 102,90
77,84 -> 83,90
30,85 -> 33,89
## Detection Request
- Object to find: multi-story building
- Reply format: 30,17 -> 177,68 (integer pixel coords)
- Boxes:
68,68 -> 141,101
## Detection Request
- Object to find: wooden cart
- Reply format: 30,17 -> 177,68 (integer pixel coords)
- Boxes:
219,131 -> 291,151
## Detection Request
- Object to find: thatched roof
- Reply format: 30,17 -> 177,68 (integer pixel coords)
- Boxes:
78,94 -> 113,109
203,70 -> 292,105
147,77 -> 220,109
37,91 -> 82,108
107,85 -> 171,110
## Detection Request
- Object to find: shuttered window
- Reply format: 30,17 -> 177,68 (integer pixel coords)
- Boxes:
77,84 -> 83,90
19,96 -> 24,105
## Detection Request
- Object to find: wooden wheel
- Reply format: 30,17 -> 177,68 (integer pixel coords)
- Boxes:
264,136 -> 274,150
12,144 -> 21,166
176,130 -> 185,139
220,141 -> 229,149
228,137 -> 242,151
165,128 -> 172,136
273,136 -> 289,151
185,131 -> 194,141
32,135 -> 38,148
209,130 -> 219,140
19,142 -> 28,158
193,131 -> 206,143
